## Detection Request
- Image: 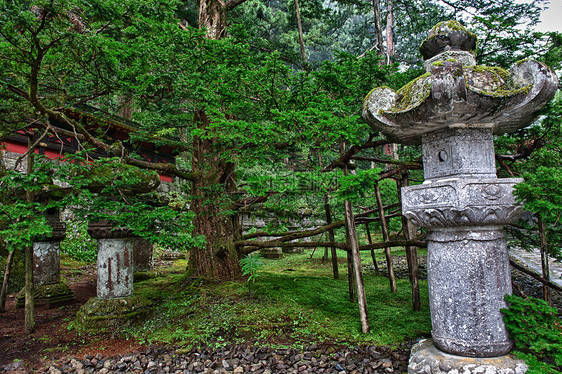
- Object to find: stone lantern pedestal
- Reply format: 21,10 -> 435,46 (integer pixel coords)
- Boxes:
133,238 -> 154,281
363,21 -> 558,374
76,222 -> 150,329
16,209 -> 74,307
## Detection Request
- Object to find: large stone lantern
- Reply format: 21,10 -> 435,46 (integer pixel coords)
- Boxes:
363,21 -> 557,372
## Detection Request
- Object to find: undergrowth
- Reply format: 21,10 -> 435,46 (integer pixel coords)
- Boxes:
124,249 -> 431,350
502,295 -> 562,374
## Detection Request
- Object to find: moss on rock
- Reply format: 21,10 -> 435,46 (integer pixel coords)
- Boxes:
16,281 -> 75,308
75,295 -> 153,331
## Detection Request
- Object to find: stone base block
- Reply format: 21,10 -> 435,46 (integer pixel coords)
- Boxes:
75,295 -> 152,330
16,282 -> 75,308
282,248 -> 304,254
408,340 -> 527,374
260,248 -> 284,259
160,250 -> 186,261
133,271 -> 155,282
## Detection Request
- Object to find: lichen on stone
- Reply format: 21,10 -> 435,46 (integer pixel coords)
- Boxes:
465,65 -> 531,97
390,73 -> 432,113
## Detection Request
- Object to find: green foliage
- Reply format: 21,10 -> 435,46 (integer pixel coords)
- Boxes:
0,156 -> 59,251
239,253 -> 265,283
60,220 -> 97,263
502,295 -> 562,373
502,93 -> 562,259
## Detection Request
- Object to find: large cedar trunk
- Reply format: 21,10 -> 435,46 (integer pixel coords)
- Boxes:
187,0 -> 244,281
188,110 -> 242,281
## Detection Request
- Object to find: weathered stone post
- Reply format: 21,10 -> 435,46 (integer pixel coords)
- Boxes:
88,222 -> 135,298
16,208 -> 74,307
76,222 -> 149,329
363,21 -> 557,373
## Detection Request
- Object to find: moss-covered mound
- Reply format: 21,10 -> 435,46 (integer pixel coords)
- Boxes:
75,295 -> 153,331
16,281 -> 75,308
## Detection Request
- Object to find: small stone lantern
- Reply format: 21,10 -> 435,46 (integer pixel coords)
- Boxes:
17,207 -> 75,307
76,163 -> 161,329
363,21 -> 557,372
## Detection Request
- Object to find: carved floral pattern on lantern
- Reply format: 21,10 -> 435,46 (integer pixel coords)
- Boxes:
404,185 -> 456,208
482,184 -> 503,200
404,205 -> 523,228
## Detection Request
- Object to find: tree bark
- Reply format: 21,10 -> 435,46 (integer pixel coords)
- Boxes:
294,0 -> 306,62
187,0 -> 247,281
189,110 -> 242,281
371,0 -> 385,57
537,215 -> 551,304
324,194 -> 339,279
0,249 -> 15,312
397,171 -> 420,311
24,141 -> 35,333
385,0 -> 395,63
344,201 -> 370,333
199,0 -> 227,39
375,182 -> 396,292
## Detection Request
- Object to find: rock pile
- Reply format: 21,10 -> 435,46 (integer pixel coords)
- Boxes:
7,342 -> 414,374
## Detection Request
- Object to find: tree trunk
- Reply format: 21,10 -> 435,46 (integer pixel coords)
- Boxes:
344,200 -> 370,333
294,0 -> 306,62
324,194 -> 339,279
375,182 -> 396,292
25,142 -> 35,333
537,214 -> 551,304
385,0 -> 395,63
199,0 -> 227,39
371,0 -> 384,57
0,249 -> 15,312
397,171 -> 420,311
187,0 -> 243,281
189,110 -> 242,281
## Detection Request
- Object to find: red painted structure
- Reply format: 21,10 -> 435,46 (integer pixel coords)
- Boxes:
1,106 -> 177,182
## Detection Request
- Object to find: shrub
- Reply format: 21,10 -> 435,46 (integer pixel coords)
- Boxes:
502,294 -> 562,373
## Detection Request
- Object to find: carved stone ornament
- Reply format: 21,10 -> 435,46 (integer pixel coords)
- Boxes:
402,178 -> 523,228
362,21 -> 558,145
87,220 -> 135,240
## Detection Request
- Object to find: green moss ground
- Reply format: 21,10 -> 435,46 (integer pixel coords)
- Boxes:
125,248 -> 431,349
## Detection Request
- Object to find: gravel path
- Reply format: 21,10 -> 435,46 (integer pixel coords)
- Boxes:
4,342 -> 414,374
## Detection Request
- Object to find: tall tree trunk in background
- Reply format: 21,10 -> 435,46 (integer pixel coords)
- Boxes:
0,153 -> 11,312
24,141 -> 35,333
187,0 -> 243,281
371,0 -> 384,57
537,215 -> 551,304
385,0 -> 394,63
294,0 -> 306,62
199,0 -> 227,39
0,249 -> 14,312
375,182 -> 396,293
118,95 -> 134,120
397,171 -> 420,311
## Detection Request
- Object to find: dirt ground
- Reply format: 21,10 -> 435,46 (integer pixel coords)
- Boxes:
0,262 -> 147,371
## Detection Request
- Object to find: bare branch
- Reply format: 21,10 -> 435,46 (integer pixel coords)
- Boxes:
238,238 -> 427,255
323,138 -> 389,172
